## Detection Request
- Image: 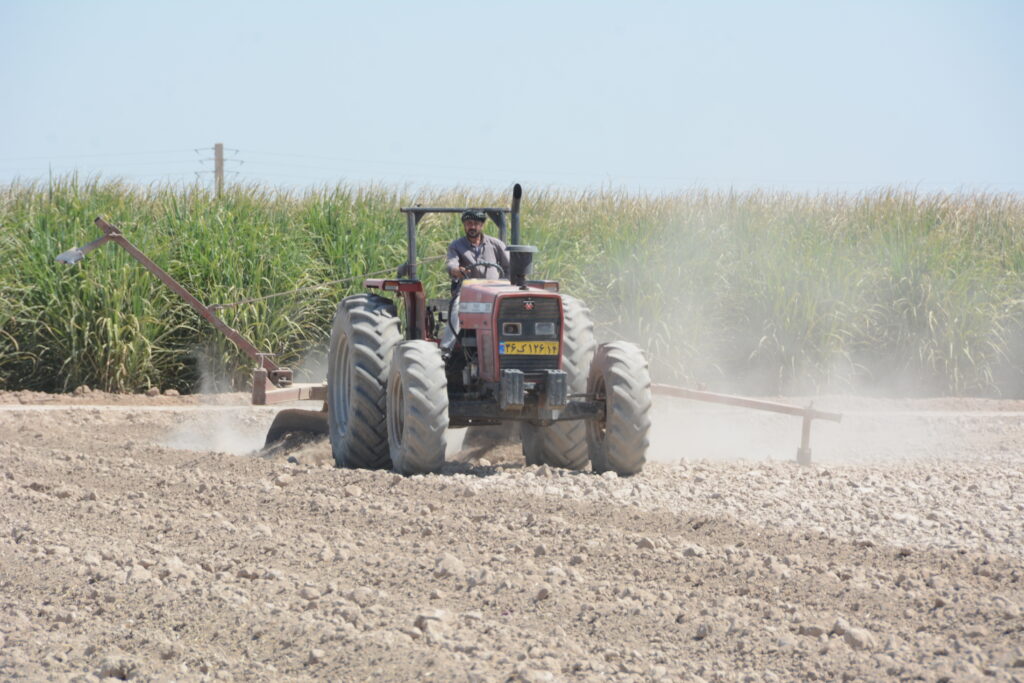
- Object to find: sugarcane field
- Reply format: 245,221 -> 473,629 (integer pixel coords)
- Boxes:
2,181 -> 1023,682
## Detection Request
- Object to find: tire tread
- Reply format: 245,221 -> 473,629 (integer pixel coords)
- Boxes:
388,340 -> 448,475
328,293 -> 401,469
587,341 -> 652,475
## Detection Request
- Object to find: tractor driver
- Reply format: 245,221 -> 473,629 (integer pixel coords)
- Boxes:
440,209 -> 511,353
445,209 -> 510,281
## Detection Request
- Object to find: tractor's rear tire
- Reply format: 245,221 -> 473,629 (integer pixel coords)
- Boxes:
327,293 -> 401,469
521,295 -> 596,470
386,340 -> 448,475
586,342 -> 652,476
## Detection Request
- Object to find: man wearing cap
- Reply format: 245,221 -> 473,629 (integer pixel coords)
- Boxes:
441,210 -> 511,353
445,209 -> 511,281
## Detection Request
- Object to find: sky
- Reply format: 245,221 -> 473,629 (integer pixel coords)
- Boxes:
1,0 -> 1021,194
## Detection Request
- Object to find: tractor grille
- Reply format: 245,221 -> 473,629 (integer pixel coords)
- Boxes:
498,297 -> 560,320
497,296 -> 561,376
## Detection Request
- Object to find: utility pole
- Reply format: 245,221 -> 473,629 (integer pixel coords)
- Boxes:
214,142 -> 224,198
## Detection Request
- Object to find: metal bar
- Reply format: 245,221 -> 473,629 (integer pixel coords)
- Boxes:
489,212 -> 507,243
797,416 -> 813,466
92,217 -> 282,376
405,211 -> 418,280
252,368 -> 269,404
651,384 -> 842,423
449,398 -> 602,422
261,383 -> 328,405
400,207 -> 511,214
801,415 -> 813,449
402,289 -> 427,341
652,383 -> 841,466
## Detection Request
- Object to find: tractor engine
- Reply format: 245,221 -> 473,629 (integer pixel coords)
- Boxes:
442,242 -> 568,415
452,283 -> 564,393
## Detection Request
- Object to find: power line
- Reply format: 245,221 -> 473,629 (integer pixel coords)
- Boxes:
243,149 -> 564,175
0,144 -> 1019,193
238,149 -> 1024,189
0,159 -> 199,172
0,149 -> 195,162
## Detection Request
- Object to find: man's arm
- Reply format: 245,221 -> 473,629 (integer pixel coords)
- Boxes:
446,240 -> 465,279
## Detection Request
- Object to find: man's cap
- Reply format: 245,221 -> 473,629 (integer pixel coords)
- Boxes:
461,209 -> 486,223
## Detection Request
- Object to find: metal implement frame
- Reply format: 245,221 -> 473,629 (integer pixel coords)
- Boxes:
56,217 -> 326,406
651,384 -> 842,465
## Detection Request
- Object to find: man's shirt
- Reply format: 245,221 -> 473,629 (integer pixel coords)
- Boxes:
445,235 -> 511,280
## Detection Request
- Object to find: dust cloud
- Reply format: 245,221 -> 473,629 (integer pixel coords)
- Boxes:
164,355 -> 276,455
162,408 -> 270,455
647,398 -> 799,464
167,347 -> 470,458
291,346 -> 329,384
647,393 -> 1024,467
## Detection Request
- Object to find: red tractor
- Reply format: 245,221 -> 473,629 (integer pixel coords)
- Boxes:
326,184 -> 652,475
58,186 -> 841,472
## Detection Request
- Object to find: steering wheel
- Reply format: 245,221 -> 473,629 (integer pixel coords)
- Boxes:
463,261 -> 506,279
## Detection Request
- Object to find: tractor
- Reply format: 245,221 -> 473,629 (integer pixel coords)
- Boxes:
57,185 -> 841,475
327,184 -> 652,475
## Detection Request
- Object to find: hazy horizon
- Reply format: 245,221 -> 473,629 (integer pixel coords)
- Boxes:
2,1 -> 1021,194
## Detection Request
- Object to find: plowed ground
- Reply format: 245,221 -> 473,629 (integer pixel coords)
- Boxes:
1,390 -> 1022,682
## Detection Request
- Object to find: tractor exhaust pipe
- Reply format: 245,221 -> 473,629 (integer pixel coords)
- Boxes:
508,245 -> 537,288
508,185 -> 535,287
510,183 -> 522,246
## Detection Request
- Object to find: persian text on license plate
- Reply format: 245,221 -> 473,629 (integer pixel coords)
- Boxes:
499,341 -> 559,355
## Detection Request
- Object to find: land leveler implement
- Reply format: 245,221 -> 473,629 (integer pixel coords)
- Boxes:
56,185 -> 840,474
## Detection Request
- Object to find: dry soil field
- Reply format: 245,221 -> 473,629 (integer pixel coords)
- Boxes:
1,389 -> 1022,682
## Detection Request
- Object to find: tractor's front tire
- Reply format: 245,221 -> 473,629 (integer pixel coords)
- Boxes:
520,295 -> 596,470
586,342 -> 652,476
386,341 -> 449,475
327,294 -> 402,469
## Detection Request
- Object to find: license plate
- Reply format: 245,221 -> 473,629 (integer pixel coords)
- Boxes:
499,341 -> 559,355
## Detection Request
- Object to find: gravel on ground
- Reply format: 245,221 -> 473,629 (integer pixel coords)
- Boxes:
1,389 -> 1022,682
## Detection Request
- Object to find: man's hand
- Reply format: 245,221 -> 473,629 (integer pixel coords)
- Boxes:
449,265 -> 469,279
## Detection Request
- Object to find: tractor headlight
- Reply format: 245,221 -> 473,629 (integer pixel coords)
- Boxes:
535,322 -> 556,337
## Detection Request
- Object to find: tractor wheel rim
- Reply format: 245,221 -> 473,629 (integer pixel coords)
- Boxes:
388,374 -> 405,451
593,375 -> 607,443
337,334 -> 351,434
